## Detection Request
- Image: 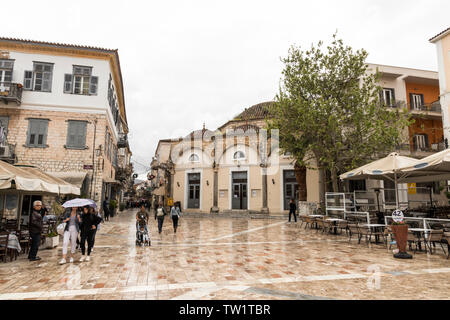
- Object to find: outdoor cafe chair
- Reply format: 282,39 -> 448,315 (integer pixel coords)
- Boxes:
0,232 -> 9,263
315,218 -> 326,233
19,230 -> 30,255
425,230 -> 445,255
407,230 -> 421,254
5,219 -> 18,232
337,220 -> 348,235
298,215 -> 307,228
304,216 -> 313,229
347,224 -> 360,243
322,219 -> 334,234
358,225 -> 372,245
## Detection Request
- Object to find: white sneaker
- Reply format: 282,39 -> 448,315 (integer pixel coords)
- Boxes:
59,258 -> 66,265
69,257 -> 74,263
79,256 -> 85,262
86,256 -> 90,261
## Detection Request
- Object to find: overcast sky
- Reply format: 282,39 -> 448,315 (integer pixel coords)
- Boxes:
3,0 -> 449,177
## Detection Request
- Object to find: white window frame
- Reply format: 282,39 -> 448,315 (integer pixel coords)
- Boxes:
411,94 -> 424,110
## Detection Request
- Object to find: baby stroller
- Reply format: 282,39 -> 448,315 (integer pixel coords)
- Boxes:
136,220 -> 151,246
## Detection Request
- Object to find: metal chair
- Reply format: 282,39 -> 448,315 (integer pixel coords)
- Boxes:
425,229 -> 445,255
0,232 -> 9,263
19,229 -> 30,255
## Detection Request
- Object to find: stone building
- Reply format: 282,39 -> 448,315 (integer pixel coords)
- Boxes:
0,38 -> 132,218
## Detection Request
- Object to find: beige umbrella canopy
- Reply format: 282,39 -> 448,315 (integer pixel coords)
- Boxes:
340,152 -> 422,208
399,149 -> 450,183
0,161 -> 79,195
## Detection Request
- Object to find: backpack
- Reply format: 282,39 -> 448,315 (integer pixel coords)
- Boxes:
156,208 -> 164,217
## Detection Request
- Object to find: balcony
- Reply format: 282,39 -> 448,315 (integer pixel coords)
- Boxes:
395,142 -> 446,157
117,133 -> 128,149
0,83 -> 23,105
115,164 -> 133,181
409,100 -> 441,116
0,143 -> 16,163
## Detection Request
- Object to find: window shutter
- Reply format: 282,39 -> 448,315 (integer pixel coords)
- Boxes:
64,74 -> 73,93
67,121 -> 76,147
24,71 -> 33,90
391,89 -> 396,106
28,120 -> 37,146
78,121 -> 87,148
409,93 -> 413,110
89,76 -> 98,95
38,120 -> 48,146
424,134 -> 429,148
420,94 -> 425,107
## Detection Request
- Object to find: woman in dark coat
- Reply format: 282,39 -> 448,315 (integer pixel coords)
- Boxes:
79,206 -> 102,262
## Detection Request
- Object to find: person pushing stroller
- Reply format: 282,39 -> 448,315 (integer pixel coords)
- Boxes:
136,205 -> 150,246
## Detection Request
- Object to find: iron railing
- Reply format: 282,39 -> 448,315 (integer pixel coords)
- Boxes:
0,82 -> 23,105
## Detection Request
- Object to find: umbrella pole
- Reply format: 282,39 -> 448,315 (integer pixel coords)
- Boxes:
394,172 -> 399,209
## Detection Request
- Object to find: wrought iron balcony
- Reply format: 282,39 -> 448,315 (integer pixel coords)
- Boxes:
409,100 -> 441,113
0,82 -> 23,105
0,143 -> 16,163
117,133 -> 128,148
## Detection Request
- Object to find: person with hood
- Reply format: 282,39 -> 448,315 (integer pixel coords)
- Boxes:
79,205 -> 102,262
59,206 -> 81,265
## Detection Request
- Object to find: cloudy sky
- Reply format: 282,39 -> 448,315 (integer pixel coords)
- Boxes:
3,0 -> 449,176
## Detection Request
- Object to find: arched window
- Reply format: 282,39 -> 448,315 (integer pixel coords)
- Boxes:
233,151 -> 246,160
189,154 -> 199,162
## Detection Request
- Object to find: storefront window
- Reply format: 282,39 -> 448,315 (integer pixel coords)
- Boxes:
4,194 -> 19,219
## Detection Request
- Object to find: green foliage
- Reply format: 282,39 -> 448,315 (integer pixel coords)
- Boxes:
51,201 -> 65,217
267,33 -> 412,191
109,200 -> 118,209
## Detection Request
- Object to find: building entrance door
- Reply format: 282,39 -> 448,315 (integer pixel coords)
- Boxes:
283,170 -> 299,210
232,171 -> 247,209
187,173 -> 200,209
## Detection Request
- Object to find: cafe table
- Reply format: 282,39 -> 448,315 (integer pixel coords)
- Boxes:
409,228 -> 431,252
325,218 -> 345,234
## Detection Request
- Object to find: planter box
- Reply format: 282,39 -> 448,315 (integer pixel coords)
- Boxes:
45,236 -> 59,249
391,224 -> 412,259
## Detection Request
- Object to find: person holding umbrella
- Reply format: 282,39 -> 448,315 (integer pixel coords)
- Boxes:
79,205 -> 102,262
59,207 -> 81,265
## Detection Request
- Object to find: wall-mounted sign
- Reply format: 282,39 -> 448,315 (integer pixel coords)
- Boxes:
83,165 -> 94,170
407,183 -> 416,195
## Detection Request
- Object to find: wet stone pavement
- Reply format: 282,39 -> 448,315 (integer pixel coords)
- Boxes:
0,209 -> 449,300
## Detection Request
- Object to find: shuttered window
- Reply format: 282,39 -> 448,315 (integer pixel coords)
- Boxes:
64,74 -> 73,93
66,65 -> 98,95
24,71 -> 33,90
27,119 -> 49,147
66,120 -> 87,149
33,62 -> 53,92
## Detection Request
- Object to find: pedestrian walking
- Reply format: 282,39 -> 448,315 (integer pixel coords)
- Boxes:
103,196 -> 110,221
59,207 -> 81,265
28,200 -> 43,261
288,198 -> 297,223
170,204 -> 181,233
154,203 -> 166,234
90,207 -> 103,252
79,206 -> 102,262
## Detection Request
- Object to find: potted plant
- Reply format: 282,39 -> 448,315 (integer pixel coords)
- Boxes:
109,199 -> 118,217
119,202 -> 125,212
391,221 -> 412,259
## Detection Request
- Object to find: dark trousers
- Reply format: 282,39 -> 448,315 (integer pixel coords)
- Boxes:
157,217 -> 164,233
28,232 -> 41,259
80,230 -> 95,256
289,210 -> 297,222
92,229 -> 97,248
104,209 -> 110,221
172,216 -> 179,232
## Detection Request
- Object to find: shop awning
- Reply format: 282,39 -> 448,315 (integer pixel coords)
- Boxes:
0,161 -> 59,193
20,168 -> 80,195
103,176 -> 121,184
48,171 -> 87,188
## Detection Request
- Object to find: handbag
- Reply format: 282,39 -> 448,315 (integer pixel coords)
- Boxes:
57,222 -> 66,236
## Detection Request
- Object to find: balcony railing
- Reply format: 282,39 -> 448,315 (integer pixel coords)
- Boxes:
117,133 -> 128,148
395,142 -> 446,154
0,82 -> 23,105
409,101 -> 441,113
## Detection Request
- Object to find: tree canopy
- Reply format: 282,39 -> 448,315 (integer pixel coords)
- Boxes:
267,33 -> 412,193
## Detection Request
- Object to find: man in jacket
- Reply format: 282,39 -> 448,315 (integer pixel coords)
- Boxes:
28,200 -> 43,261
102,196 -> 110,221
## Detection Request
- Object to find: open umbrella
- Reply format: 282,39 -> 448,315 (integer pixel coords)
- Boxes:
340,152 -> 421,209
62,198 -> 96,208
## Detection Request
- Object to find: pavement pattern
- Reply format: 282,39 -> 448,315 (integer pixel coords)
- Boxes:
0,209 -> 449,300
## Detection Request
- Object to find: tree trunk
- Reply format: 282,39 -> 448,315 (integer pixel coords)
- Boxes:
330,167 -> 339,193
294,162 -> 307,201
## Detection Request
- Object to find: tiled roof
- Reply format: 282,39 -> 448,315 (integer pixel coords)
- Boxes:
233,101 -> 275,120
429,27 -> 450,42
0,37 -> 117,53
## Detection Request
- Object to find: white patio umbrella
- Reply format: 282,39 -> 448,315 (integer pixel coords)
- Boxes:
62,198 -> 95,208
340,152 -> 422,209
397,149 -> 450,183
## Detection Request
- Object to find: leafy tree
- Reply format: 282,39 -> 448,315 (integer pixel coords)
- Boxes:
267,33 -> 412,201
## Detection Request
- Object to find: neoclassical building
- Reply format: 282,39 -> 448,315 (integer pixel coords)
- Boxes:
150,102 -> 320,214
